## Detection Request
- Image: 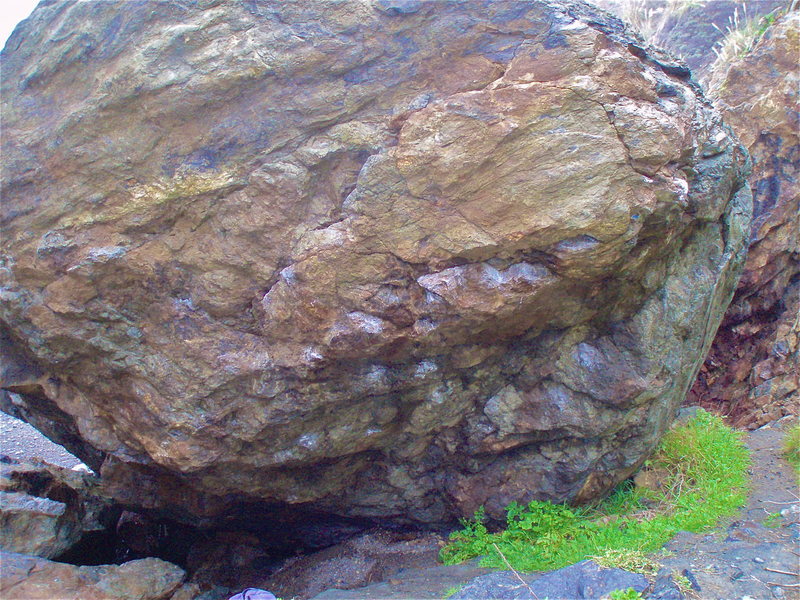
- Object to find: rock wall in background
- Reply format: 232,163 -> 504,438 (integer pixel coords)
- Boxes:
0,0 -> 750,527
688,11 -> 799,428
593,0 -> 786,83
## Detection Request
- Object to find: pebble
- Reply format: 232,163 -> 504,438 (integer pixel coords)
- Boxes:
753,557 -> 765,564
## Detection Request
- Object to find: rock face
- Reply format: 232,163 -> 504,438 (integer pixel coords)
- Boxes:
0,457 -> 113,559
0,0 -> 750,525
688,11 -> 799,429
0,551 -> 185,600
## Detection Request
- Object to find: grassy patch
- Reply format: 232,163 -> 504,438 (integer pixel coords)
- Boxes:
591,549 -> 661,577
440,409 -> 750,572
763,511 -> 782,528
782,424 -> 800,478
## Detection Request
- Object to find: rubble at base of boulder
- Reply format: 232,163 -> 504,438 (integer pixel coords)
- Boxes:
0,456 -> 114,559
0,551 -> 185,600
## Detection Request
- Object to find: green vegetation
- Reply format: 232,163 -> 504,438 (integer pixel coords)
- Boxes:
443,585 -> 463,598
763,511 -> 782,528
440,410 -> 751,572
673,573 -> 693,596
591,549 -> 660,577
608,588 -> 644,600
782,423 -> 800,477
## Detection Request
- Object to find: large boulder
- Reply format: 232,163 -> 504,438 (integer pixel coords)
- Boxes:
688,11 -> 799,428
0,0 -> 750,525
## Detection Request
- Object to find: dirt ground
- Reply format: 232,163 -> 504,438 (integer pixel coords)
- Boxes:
658,421 -> 800,600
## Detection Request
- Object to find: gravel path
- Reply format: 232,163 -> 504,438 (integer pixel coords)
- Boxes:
0,411 -> 85,469
660,421 -> 800,600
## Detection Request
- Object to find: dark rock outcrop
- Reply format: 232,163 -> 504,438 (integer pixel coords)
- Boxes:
688,11 -> 799,428
0,0 -> 750,526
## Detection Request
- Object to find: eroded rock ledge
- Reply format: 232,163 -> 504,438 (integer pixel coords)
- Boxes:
0,0 -> 750,526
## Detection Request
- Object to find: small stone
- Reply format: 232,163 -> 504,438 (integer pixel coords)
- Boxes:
753,557 -> 765,564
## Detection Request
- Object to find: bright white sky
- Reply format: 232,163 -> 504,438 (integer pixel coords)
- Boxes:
1,0 -> 39,51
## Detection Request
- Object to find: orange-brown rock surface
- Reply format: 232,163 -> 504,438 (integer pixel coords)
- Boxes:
0,551 -> 185,600
688,11 -> 799,428
0,0 -> 751,526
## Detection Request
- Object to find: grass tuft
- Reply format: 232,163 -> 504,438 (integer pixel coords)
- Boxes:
440,409 -> 750,572
782,424 -> 800,478
711,3 -> 783,65
591,548 -> 661,577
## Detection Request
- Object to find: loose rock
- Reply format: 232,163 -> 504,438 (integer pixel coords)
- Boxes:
0,456 -> 113,559
0,551 -> 185,600
450,560 -> 648,600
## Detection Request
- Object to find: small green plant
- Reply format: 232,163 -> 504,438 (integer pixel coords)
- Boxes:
443,585 -> 463,599
441,410 -> 751,572
782,424 -> 800,477
763,511 -> 782,528
673,573 -> 693,596
608,588 -> 644,600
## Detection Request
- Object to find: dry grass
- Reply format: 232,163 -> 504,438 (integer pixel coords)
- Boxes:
612,0 -> 699,43
711,2 -> 790,64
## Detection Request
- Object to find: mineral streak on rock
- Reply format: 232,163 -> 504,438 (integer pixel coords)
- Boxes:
0,0 -> 750,525
689,11 -> 799,429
